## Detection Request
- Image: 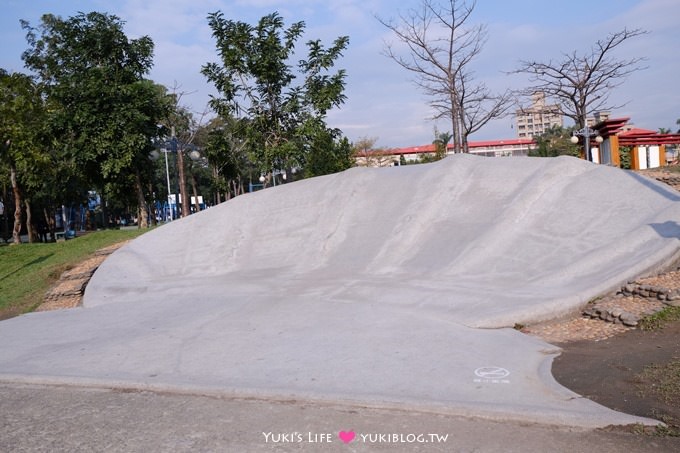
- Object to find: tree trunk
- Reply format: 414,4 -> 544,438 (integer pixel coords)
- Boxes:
177,147 -> 190,217
25,199 -> 37,243
100,192 -> 109,229
44,207 -> 56,242
190,170 -> 200,214
134,171 -> 149,229
10,164 -> 23,244
212,167 -> 222,205
231,180 -> 238,199
450,90 -> 462,154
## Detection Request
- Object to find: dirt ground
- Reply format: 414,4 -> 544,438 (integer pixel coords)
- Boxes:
552,318 -> 680,436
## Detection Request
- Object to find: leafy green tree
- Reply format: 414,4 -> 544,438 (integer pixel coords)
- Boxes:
529,125 -> 580,157
21,12 -> 166,228
0,70 -> 50,243
203,116 -> 256,202
202,12 -> 350,178
302,126 -> 353,178
618,146 -> 632,169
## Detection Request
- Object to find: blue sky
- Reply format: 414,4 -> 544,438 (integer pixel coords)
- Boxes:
1,0 -> 678,148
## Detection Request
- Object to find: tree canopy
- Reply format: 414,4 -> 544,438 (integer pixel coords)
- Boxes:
202,11 -> 351,177
0,70 -> 50,242
21,12 -> 170,228
529,126 -> 580,158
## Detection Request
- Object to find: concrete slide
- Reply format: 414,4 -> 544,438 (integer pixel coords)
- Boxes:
1,155 -> 679,427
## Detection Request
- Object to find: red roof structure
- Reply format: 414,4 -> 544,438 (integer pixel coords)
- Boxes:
594,117 -> 630,138
618,128 -> 680,146
595,117 -> 680,146
590,117 -> 680,169
388,138 -> 536,156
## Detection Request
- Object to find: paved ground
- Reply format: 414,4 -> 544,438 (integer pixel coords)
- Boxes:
2,156 -> 680,451
20,239 -> 680,450
2,383 -> 679,452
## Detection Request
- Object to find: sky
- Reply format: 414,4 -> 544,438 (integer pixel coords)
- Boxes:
1,0 -> 678,148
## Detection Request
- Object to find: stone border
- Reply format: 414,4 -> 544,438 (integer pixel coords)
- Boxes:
581,298 -> 662,327
581,271 -> 680,328
620,283 -> 680,304
36,242 -> 129,312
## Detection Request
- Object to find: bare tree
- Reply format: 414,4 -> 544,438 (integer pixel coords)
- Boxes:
378,0 -> 509,153
352,136 -> 391,167
456,72 -> 513,152
512,28 -> 648,129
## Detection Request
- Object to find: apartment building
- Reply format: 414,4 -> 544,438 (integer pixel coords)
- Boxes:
515,92 -> 563,138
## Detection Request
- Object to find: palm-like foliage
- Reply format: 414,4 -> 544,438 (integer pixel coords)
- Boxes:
530,125 -> 581,158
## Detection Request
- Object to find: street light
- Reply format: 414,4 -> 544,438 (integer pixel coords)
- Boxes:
570,125 -> 603,162
258,168 -> 295,188
151,125 -> 177,221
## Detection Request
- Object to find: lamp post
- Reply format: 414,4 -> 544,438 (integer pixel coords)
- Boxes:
258,168 -> 295,188
570,125 -> 603,162
151,145 -> 175,221
153,124 -> 177,221
188,149 -> 205,213
163,142 -> 174,220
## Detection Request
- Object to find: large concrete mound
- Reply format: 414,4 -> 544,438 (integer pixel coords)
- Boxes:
1,154 -> 679,428
87,154 -> 680,327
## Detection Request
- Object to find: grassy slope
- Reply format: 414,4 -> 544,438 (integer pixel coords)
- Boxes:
0,229 -> 148,320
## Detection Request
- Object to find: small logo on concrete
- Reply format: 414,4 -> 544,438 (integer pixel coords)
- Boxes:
474,366 -> 510,379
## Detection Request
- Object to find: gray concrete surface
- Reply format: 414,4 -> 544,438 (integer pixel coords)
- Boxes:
2,383 -> 678,452
1,155 -> 680,448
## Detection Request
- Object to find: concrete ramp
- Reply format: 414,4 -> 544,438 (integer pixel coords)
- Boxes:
1,155 -> 679,428
88,154 -> 680,327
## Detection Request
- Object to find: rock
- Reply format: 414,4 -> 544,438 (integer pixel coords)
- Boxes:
620,312 -> 639,327
610,308 -> 623,318
583,307 -> 596,317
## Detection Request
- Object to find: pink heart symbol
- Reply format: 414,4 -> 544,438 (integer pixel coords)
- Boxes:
338,431 -> 355,443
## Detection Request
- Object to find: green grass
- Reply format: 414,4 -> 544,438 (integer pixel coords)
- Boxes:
0,229 -> 149,320
638,305 -> 680,331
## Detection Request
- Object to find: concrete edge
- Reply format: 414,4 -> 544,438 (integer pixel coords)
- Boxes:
0,374 -> 661,430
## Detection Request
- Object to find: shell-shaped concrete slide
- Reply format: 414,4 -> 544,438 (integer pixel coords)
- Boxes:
1,155 -> 679,428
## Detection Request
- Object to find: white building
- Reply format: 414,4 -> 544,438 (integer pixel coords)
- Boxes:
515,92 -> 563,138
